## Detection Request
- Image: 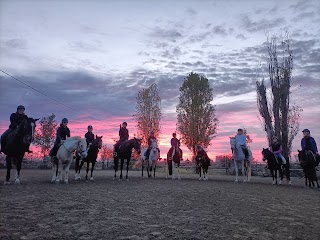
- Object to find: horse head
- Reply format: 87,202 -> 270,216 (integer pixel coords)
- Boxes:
261,148 -> 270,161
229,137 -> 236,149
19,117 -> 39,146
77,138 -> 88,158
94,135 -> 103,149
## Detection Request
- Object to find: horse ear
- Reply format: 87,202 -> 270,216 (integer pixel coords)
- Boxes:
101,136 -> 103,138
35,118 -> 40,122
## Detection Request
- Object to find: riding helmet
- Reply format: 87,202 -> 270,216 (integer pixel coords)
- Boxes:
17,105 -> 25,111
122,122 -> 127,126
172,133 -> 176,137
302,129 -> 310,133
237,128 -> 243,132
61,118 -> 68,123
88,125 -> 93,129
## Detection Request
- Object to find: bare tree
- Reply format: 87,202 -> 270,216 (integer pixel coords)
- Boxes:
177,72 -> 218,156
33,114 -> 58,158
256,32 -> 302,157
134,83 -> 161,146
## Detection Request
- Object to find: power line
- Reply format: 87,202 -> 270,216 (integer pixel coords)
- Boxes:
0,69 -> 99,120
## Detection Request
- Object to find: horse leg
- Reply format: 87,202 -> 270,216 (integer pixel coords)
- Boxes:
146,160 -> 150,178
234,160 -> 238,182
113,157 -> 119,179
177,163 -> 181,180
153,163 -> 156,178
64,160 -> 71,184
56,160 -> 62,184
241,159 -> 246,182
5,155 -> 12,183
76,161 -> 85,180
199,166 -> 202,180
85,161 -> 90,180
172,160 -> 175,180
270,169 -> 276,185
14,155 -> 23,184
90,162 -> 95,180
120,158 -> 124,180
279,167 -> 283,185
125,158 -> 130,180
141,161 -> 144,178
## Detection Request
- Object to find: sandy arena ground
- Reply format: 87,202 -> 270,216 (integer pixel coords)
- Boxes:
1,168 -> 319,240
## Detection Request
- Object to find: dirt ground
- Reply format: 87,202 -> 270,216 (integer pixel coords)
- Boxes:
0,168 -> 319,240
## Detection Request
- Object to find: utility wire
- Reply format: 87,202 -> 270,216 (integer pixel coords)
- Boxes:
0,69 -> 99,120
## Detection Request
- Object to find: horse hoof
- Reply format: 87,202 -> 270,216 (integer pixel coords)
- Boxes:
243,180 -> 247,183
288,181 -> 292,185
178,177 -> 181,180
64,180 -> 69,184
55,180 -> 60,184
272,181 -> 276,185
90,177 -> 94,181
4,181 -> 11,185
14,179 -> 20,184
234,180 -> 238,183
278,181 -> 282,185
199,177 -> 202,181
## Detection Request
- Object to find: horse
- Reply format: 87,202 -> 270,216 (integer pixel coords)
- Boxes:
261,148 -> 283,185
1,117 -> 39,184
51,136 -> 88,184
298,150 -> 319,188
166,140 -> 182,180
230,137 -> 252,182
138,139 -> 159,178
195,154 -> 210,181
75,136 -> 103,181
114,138 -> 142,180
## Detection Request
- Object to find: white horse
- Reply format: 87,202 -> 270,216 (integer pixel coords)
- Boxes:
147,139 -> 159,178
138,140 -> 159,178
230,137 -> 252,182
51,136 -> 88,184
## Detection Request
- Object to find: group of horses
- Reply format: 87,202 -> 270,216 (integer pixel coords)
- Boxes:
1,117 -> 319,188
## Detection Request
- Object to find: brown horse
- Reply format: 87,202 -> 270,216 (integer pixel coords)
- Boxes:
166,140 -> 182,179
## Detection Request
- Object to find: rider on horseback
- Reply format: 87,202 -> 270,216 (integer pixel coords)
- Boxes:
235,128 -> 249,160
269,136 -> 286,165
49,118 -> 70,160
0,105 -> 32,153
85,125 -> 95,147
114,122 -> 129,156
145,130 -> 160,160
301,129 -> 319,166
170,133 -> 182,159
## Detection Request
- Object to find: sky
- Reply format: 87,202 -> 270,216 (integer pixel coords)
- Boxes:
0,0 -> 319,161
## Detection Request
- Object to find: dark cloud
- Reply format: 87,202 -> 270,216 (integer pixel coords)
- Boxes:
236,34 -> 247,40
4,38 -> 28,49
240,15 -> 286,33
212,26 -> 228,36
149,27 -> 183,42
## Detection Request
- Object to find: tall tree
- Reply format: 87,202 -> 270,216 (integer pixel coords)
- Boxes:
33,114 -> 58,158
176,72 -> 218,156
256,33 -> 302,157
134,83 -> 161,146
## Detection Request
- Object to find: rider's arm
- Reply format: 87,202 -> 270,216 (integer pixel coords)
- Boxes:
273,145 -> 283,154
311,138 -> 318,154
56,128 -> 62,143
10,113 -> 18,128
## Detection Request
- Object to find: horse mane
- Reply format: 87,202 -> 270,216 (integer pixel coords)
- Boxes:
68,136 -> 82,141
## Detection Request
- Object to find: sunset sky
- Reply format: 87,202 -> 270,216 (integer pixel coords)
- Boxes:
0,0 -> 319,161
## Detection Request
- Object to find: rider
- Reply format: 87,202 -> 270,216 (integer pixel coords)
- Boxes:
301,129 -> 319,165
195,144 -> 210,165
49,118 -> 70,160
114,122 -> 129,155
269,136 -> 286,165
85,125 -> 95,147
145,130 -> 160,160
0,105 -> 32,153
235,128 -> 249,160
170,133 -> 183,159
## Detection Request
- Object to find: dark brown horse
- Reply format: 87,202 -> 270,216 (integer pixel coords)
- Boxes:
1,117 -> 39,184
166,140 -> 182,179
75,136 -> 103,181
114,138 -> 142,180
298,150 -> 319,188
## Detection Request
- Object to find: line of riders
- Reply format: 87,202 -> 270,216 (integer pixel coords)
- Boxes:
1,105 -> 319,168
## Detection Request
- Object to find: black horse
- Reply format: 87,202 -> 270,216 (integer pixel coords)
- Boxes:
261,148 -> 284,185
114,138 -> 141,180
298,150 -> 320,188
166,141 -> 182,178
75,136 -> 103,181
1,117 -> 39,184
195,154 -> 210,180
